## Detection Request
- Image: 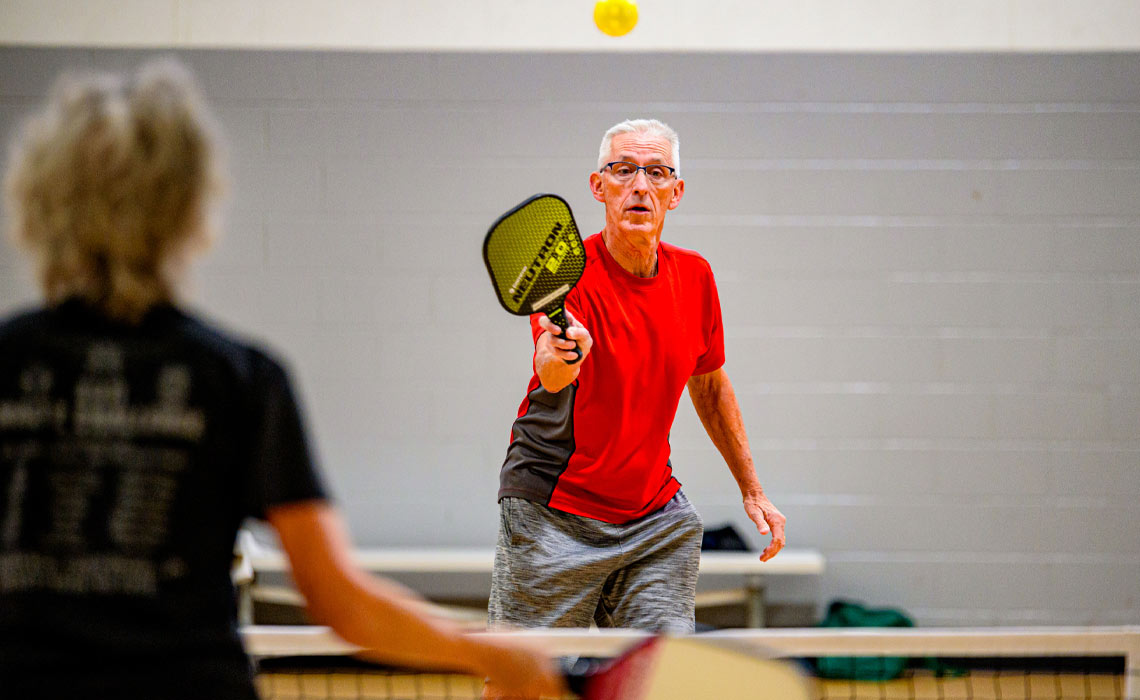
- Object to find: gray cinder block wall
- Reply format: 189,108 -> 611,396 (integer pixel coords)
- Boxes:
1,48 -> 1137,626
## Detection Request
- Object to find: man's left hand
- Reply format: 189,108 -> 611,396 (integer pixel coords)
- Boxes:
743,492 -> 786,562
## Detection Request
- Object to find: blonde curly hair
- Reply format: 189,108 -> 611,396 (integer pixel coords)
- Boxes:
3,59 -> 224,323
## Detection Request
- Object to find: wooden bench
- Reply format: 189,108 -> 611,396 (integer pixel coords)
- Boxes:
234,531 -> 824,628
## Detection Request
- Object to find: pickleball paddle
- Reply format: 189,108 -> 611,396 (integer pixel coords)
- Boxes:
483,194 -> 587,364
567,635 -> 811,700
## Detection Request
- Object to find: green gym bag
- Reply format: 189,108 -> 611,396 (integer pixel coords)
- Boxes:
814,600 -> 914,681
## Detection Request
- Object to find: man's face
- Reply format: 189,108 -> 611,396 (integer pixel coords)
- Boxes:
589,132 -> 684,247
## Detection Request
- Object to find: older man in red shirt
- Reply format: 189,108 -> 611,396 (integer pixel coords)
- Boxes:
489,119 -> 786,632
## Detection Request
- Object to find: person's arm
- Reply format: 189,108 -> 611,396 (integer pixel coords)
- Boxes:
267,500 -> 563,698
533,310 -> 593,393
686,367 -> 786,562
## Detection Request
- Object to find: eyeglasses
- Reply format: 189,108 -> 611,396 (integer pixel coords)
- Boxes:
600,161 -> 677,185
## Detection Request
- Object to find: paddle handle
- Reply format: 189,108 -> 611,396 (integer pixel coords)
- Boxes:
561,655 -> 604,696
547,307 -> 582,365
560,636 -> 663,700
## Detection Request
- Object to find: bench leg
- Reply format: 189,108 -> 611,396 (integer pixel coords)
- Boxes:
237,574 -> 255,626
745,575 -> 766,628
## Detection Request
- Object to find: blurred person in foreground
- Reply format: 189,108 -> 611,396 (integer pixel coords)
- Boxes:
0,60 -> 562,700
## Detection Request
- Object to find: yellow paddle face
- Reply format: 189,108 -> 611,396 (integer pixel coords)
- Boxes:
577,636 -> 812,700
483,194 -> 585,329
641,638 -> 812,700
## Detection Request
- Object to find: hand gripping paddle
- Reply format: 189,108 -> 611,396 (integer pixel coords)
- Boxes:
483,194 -> 587,363
566,635 -> 812,700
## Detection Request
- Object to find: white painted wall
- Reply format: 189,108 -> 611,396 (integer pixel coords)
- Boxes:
1,48 -> 1137,626
3,0 -> 1140,52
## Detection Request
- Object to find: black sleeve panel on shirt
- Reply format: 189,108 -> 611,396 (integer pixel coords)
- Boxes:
499,383 -> 578,505
242,350 -> 328,519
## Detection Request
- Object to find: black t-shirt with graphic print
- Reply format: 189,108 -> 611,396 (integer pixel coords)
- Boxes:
0,300 -> 327,699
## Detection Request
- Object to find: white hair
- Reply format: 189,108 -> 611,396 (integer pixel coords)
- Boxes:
597,119 -> 681,177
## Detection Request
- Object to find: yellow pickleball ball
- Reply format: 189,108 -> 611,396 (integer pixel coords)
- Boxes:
594,0 -> 639,37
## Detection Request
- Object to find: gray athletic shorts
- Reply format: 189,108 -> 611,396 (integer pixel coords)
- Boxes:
488,491 -> 703,632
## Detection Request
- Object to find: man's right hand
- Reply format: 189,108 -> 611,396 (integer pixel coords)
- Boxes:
534,310 -> 592,393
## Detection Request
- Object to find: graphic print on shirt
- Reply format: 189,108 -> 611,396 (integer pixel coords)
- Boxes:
0,342 -> 205,596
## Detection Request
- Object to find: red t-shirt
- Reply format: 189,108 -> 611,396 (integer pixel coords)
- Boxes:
497,232 -> 725,523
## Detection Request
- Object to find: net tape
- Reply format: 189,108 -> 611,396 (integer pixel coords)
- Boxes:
245,626 -> 1140,700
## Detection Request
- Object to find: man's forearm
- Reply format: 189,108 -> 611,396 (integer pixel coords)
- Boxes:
690,368 -> 787,561
687,369 -> 764,497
